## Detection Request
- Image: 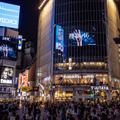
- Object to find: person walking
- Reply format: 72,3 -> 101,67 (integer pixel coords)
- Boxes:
61,107 -> 66,120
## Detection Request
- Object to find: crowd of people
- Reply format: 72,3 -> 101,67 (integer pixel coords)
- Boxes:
44,101 -> 120,120
0,100 -> 120,120
0,101 -> 20,120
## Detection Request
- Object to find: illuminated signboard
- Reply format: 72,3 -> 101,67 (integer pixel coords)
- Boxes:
0,87 -> 14,93
69,30 -> 96,46
33,87 -> 39,91
0,40 -> 17,60
22,74 -> 26,85
25,70 -> 28,86
0,66 -> 14,84
22,92 -> 26,97
18,35 -> 22,50
91,86 -> 109,90
63,75 -> 94,79
18,73 -> 22,89
0,2 -> 20,29
15,77 -> 18,84
0,36 -> 18,43
18,70 -> 29,88
56,25 -> 64,52
21,86 -> 32,92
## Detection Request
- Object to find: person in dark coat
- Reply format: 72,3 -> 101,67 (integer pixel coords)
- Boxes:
61,107 -> 66,120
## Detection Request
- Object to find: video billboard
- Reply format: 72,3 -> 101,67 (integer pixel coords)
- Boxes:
56,25 -> 64,52
0,66 -> 14,84
69,30 -> 96,46
0,2 -> 20,29
0,40 -> 17,60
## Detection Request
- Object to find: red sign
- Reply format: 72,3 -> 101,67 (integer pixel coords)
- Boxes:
18,70 -> 29,88
18,73 -> 22,89
33,87 -> 39,91
25,70 -> 29,86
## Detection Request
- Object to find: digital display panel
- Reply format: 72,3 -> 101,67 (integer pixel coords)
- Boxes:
69,30 -> 96,46
0,40 -> 17,60
0,66 -> 14,84
0,2 -> 20,29
56,25 -> 64,52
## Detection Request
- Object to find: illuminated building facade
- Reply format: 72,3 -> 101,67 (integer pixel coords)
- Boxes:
0,2 -> 20,101
37,0 -> 120,102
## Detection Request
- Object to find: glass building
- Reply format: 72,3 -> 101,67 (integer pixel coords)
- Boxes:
37,0 -> 120,102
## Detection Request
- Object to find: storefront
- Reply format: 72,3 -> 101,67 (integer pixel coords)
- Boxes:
52,74 -> 110,102
54,74 -> 109,85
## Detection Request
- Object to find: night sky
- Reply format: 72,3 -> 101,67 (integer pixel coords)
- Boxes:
0,0 -> 39,43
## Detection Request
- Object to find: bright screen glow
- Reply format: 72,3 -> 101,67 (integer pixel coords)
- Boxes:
56,25 -> 64,52
0,2 -> 20,29
69,30 -> 96,46
0,41 -> 17,60
0,66 -> 13,84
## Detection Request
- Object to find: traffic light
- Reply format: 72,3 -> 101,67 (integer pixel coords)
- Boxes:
113,38 -> 120,44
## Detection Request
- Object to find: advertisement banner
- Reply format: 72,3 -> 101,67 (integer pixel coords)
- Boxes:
0,36 -> 18,43
25,70 -> 28,86
22,74 -> 26,85
0,40 -> 17,60
18,73 -> 22,89
0,87 -> 14,93
21,86 -> 32,92
18,70 -> 29,88
56,25 -> 64,52
0,66 -> 14,84
69,30 -> 96,46
0,2 -> 20,29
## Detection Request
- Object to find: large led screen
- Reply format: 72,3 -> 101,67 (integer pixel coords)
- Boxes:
0,66 -> 14,84
0,40 -> 17,60
56,25 -> 64,52
69,30 -> 96,46
0,2 -> 20,29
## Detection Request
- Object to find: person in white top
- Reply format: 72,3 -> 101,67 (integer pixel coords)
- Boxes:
10,112 -> 16,120
2,44 -> 9,57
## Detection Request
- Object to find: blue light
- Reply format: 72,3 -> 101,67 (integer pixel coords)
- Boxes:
69,30 -> 96,46
0,2 -> 20,29
0,41 -> 17,60
15,77 -> 18,84
56,25 -> 64,52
